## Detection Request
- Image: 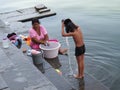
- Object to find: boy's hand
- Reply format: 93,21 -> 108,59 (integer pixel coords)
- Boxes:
62,22 -> 65,28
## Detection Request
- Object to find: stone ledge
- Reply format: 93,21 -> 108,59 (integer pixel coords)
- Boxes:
0,42 -> 57,90
0,20 -> 58,90
0,4 -> 56,22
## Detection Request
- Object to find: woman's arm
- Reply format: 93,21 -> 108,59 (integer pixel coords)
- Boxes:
31,37 -> 45,44
43,34 -> 49,41
40,25 -> 49,43
31,34 -> 49,45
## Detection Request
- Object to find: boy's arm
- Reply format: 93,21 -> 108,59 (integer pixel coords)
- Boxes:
61,22 -> 74,37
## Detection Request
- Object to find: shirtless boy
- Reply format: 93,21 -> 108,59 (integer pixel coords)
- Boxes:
61,18 -> 85,79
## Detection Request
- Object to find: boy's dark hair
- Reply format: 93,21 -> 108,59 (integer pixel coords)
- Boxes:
32,18 -> 40,25
64,18 -> 78,33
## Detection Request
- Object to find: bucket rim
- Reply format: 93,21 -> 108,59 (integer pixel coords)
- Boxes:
39,42 -> 61,50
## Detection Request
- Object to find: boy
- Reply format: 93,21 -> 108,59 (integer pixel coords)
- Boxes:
61,18 -> 85,79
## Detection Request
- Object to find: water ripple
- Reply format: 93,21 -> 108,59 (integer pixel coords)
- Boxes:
85,38 -> 120,89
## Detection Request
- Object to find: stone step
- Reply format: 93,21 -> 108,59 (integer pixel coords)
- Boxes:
0,4 -> 56,22
42,55 -> 109,90
20,42 -> 76,90
38,8 -> 51,14
58,55 -> 110,90
43,59 -> 76,90
34,4 -> 47,11
84,73 -> 109,90
25,53 -> 76,90
0,42 -> 58,90
0,47 -> 14,73
0,75 -> 9,90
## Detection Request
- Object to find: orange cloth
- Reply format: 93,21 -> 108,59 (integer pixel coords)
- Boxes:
25,36 -> 31,46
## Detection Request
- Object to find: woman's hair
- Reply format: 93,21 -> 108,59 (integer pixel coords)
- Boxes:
64,18 -> 78,33
32,18 -> 40,25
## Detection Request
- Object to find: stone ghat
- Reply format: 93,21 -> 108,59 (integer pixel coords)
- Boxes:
0,20 -> 75,90
0,20 -> 110,90
0,4 -> 110,89
0,4 -> 56,22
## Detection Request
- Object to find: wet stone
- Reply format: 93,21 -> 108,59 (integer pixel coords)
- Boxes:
0,75 -> 8,90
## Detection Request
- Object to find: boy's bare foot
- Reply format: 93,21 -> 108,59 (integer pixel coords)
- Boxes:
73,74 -> 84,79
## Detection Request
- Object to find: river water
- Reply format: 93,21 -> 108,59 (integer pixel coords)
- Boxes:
0,0 -> 120,90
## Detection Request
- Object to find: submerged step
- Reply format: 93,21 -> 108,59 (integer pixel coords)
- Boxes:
44,60 -> 76,90
58,55 -> 110,90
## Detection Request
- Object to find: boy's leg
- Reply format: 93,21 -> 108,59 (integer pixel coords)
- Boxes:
74,55 -> 81,78
74,54 -> 84,78
80,54 -> 85,77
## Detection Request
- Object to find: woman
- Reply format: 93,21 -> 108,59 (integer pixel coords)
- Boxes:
29,18 -> 49,50
29,18 -> 68,54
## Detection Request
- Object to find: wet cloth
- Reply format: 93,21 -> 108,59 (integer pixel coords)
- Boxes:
75,44 -> 85,56
29,25 -> 47,50
7,32 -> 22,49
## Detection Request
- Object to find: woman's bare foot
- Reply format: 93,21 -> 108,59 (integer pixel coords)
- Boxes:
59,48 -> 68,55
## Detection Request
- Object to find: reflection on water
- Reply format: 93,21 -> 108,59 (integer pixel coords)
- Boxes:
0,0 -> 120,90
78,78 -> 85,90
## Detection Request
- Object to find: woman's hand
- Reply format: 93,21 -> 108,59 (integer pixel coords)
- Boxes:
44,41 -> 50,46
40,40 -> 49,46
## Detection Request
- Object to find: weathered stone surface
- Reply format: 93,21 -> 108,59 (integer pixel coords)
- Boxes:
0,75 -> 8,90
44,67 -> 75,90
0,6 -> 56,22
0,48 -> 14,73
0,42 -> 58,90
0,20 -> 58,90
24,83 -> 57,90
0,8 -> 110,89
